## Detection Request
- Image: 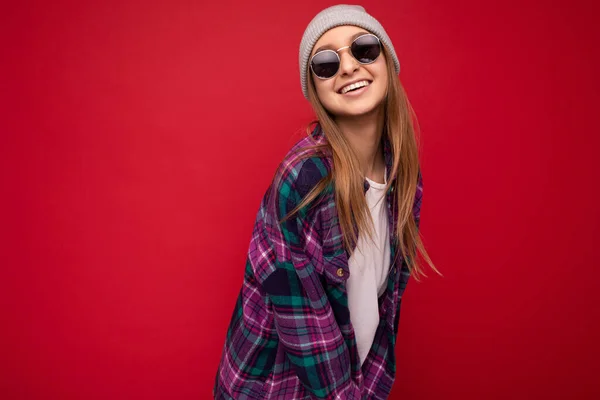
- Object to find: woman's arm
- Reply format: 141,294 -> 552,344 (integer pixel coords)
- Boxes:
260,159 -> 363,399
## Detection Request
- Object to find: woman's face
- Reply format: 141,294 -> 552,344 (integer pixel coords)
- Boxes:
310,25 -> 388,118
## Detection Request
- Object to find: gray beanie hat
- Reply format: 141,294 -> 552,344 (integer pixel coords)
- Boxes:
299,4 -> 400,99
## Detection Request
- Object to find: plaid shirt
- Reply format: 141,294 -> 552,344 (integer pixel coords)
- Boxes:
214,124 -> 423,399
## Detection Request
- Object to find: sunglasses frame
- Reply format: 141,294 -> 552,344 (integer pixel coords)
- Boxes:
309,33 -> 382,80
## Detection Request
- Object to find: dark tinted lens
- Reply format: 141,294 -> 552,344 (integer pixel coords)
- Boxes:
311,51 -> 340,78
351,35 -> 381,63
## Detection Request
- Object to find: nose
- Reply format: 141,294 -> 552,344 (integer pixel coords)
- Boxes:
338,48 -> 359,76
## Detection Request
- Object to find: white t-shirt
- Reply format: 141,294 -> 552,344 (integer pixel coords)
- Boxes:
345,172 -> 391,367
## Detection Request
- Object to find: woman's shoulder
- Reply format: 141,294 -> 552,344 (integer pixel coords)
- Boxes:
274,126 -> 332,199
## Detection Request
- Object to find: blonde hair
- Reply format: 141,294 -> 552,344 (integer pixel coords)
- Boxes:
281,44 -> 439,281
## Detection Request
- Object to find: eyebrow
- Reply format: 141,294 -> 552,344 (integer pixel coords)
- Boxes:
312,31 -> 369,55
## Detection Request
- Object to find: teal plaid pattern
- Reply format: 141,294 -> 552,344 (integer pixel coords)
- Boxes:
214,123 -> 423,399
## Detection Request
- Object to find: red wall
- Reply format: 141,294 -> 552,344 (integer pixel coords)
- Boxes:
2,0 -> 599,398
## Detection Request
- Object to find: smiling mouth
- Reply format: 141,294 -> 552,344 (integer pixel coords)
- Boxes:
338,80 -> 372,94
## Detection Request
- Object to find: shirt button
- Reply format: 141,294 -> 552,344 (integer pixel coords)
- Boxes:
393,267 -> 397,274
336,268 -> 344,277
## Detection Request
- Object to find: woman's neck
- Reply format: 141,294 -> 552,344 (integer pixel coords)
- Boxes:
336,107 -> 386,183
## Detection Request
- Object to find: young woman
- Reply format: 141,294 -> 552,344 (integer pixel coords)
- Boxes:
214,4 -> 438,399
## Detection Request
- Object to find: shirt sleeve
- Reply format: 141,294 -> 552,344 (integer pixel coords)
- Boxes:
261,163 -> 364,400
414,168 -> 424,230
394,168 -> 424,335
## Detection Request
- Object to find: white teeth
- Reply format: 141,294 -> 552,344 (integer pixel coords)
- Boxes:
340,80 -> 370,94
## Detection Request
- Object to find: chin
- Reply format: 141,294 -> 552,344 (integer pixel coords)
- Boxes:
326,93 -> 386,118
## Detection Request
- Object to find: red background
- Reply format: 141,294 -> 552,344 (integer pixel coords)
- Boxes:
2,0 -> 599,398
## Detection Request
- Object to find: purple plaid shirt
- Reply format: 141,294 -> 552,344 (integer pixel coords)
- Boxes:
214,123 -> 423,399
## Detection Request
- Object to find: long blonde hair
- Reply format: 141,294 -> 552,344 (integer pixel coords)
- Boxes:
281,44 -> 439,280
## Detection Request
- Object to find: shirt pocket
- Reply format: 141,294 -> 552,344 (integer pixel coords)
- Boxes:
319,265 -> 351,327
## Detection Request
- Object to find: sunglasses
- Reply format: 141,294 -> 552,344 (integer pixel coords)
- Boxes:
309,33 -> 382,80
